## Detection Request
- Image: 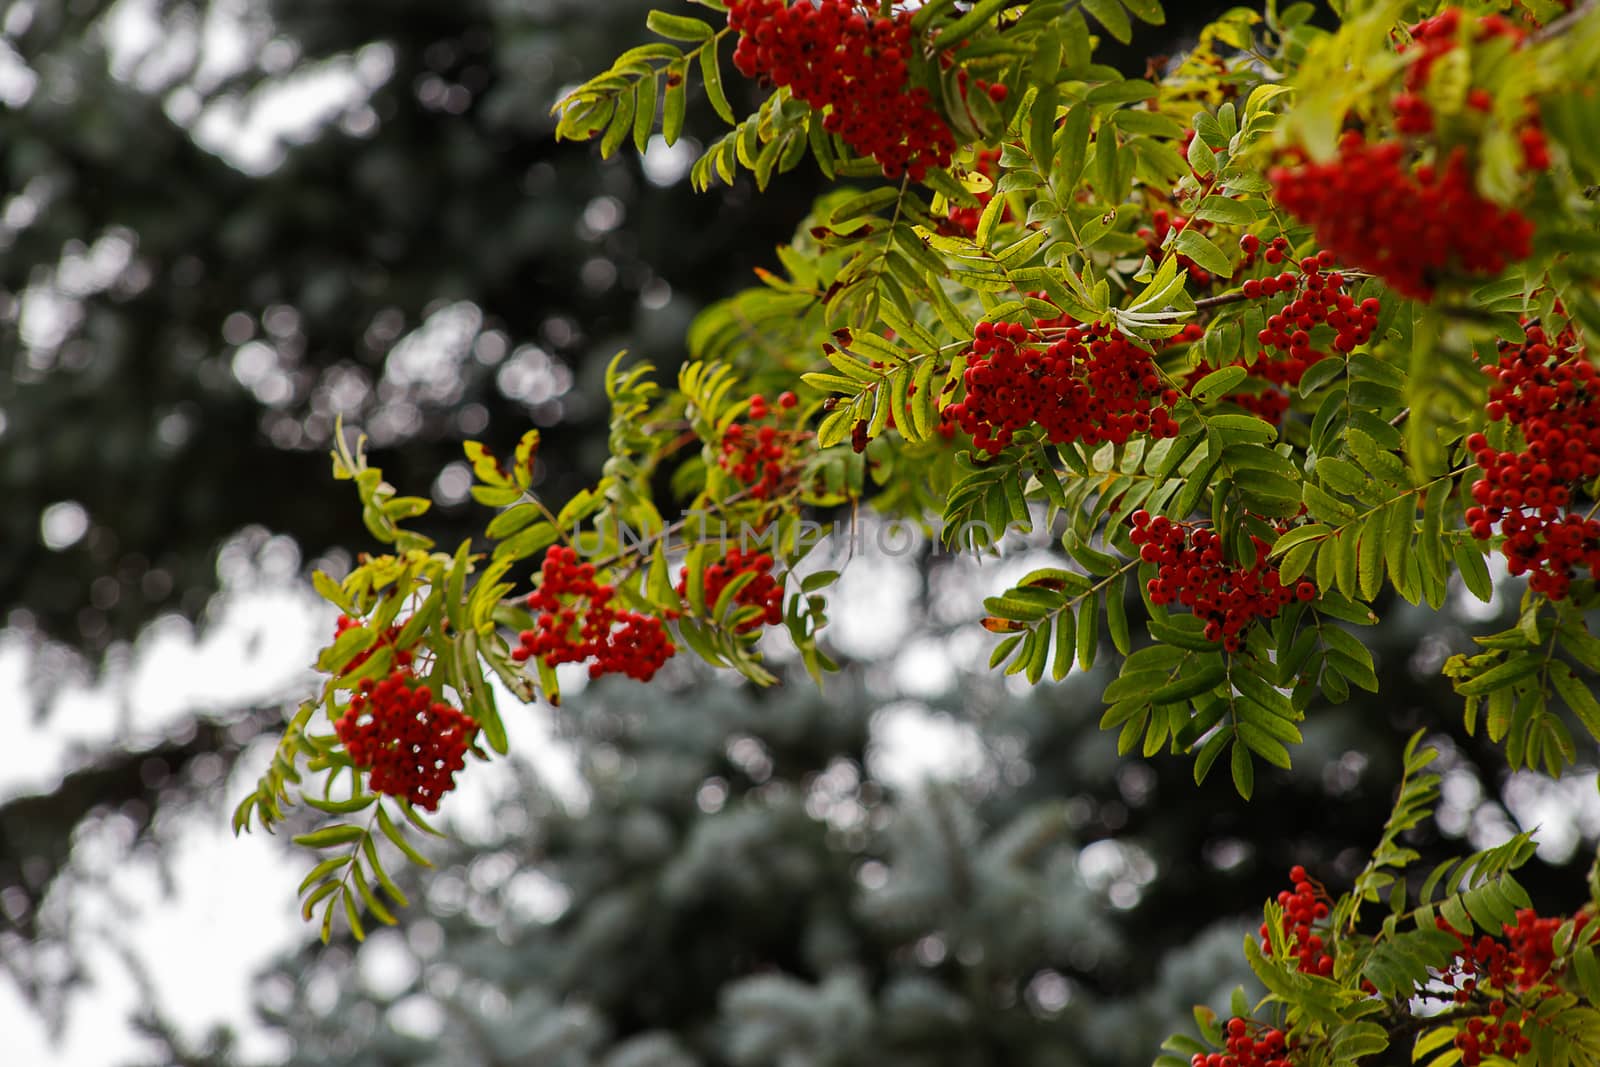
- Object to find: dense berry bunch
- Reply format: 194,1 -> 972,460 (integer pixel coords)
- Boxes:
1400,8 -> 1525,92
512,546 -> 676,681
1433,908 -> 1590,1064
721,392 -> 801,500
677,548 -> 785,632
1258,865 -> 1334,977
1186,249 -> 1381,424
1466,323 -> 1600,599
1502,907 -> 1572,989
1270,133 -> 1533,301
727,0 -> 955,180
335,669 -> 476,811
1131,513 -> 1313,651
1189,1018 -> 1294,1067
1392,9 -> 1549,170
946,320 -> 1180,455
1452,1004 -> 1530,1067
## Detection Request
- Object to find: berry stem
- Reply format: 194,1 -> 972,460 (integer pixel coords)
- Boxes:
1531,0 -> 1598,43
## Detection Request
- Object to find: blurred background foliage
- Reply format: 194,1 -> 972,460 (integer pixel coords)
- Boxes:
2,0 -> 1597,1064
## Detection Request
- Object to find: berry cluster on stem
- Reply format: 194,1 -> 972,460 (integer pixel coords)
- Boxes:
727,0 -> 955,180
720,392 -> 801,501
946,319 -> 1180,456
1270,7 -> 1556,302
1192,1017 -> 1294,1067
513,546 -> 677,681
1466,321 -> 1599,600
1270,133 -> 1533,302
1433,907 -> 1591,1064
1258,865 -> 1334,976
1186,248 -> 1381,423
335,669 -> 476,811
1131,513 -> 1313,652
678,547 -> 785,632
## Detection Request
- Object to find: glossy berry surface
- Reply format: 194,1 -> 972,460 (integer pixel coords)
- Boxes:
1467,322 -> 1599,600
727,0 -> 955,181
513,546 -> 676,681
678,548 -> 785,632
1186,249 -> 1380,423
1270,133 -> 1534,302
335,669 -> 475,811
1131,513 -> 1306,651
946,319 -> 1180,455
721,394 -> 801,501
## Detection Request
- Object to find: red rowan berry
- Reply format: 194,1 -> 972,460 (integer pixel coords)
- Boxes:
946,319 -> 1180,455
727,0 -> 955,181
677,547 -> 785,632
335,669 -> 476,811
720,394 -> 801,500
1130,517 -> 1308,643
1469,322 -> 1600,599
1183,256 -> 1378,424
513,546 -> 676,681
1270,133 -> 1533,302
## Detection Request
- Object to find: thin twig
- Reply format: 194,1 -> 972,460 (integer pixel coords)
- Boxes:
1531,0 -> 1597,43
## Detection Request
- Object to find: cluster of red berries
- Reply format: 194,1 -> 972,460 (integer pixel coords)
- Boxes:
677,548 -> 785,632
1392,9 -> 1549,168
1137,208 -> 1219,288
1452,1004 -> 1530,1067
1400,9 -> 1524,92
1185,249 -> 1382,424
1270,132 -> 1534,302
1466,323 -> 1600,600
1246,252 -> 1379,357
945,320 -> 1181,455
721,392 -> 800,500
1239,233 -> 1291,272
1189,1018 -> 1294,1067
1131,513 -> 1315,651
334,669 -> 476,811
727,0 -> 955,181
1433,909 -> 1590,1065
1502,908 -> 1577,989
512,546 -> 676,681
334,612 -> 415,673
1257,866 -> 1334,977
